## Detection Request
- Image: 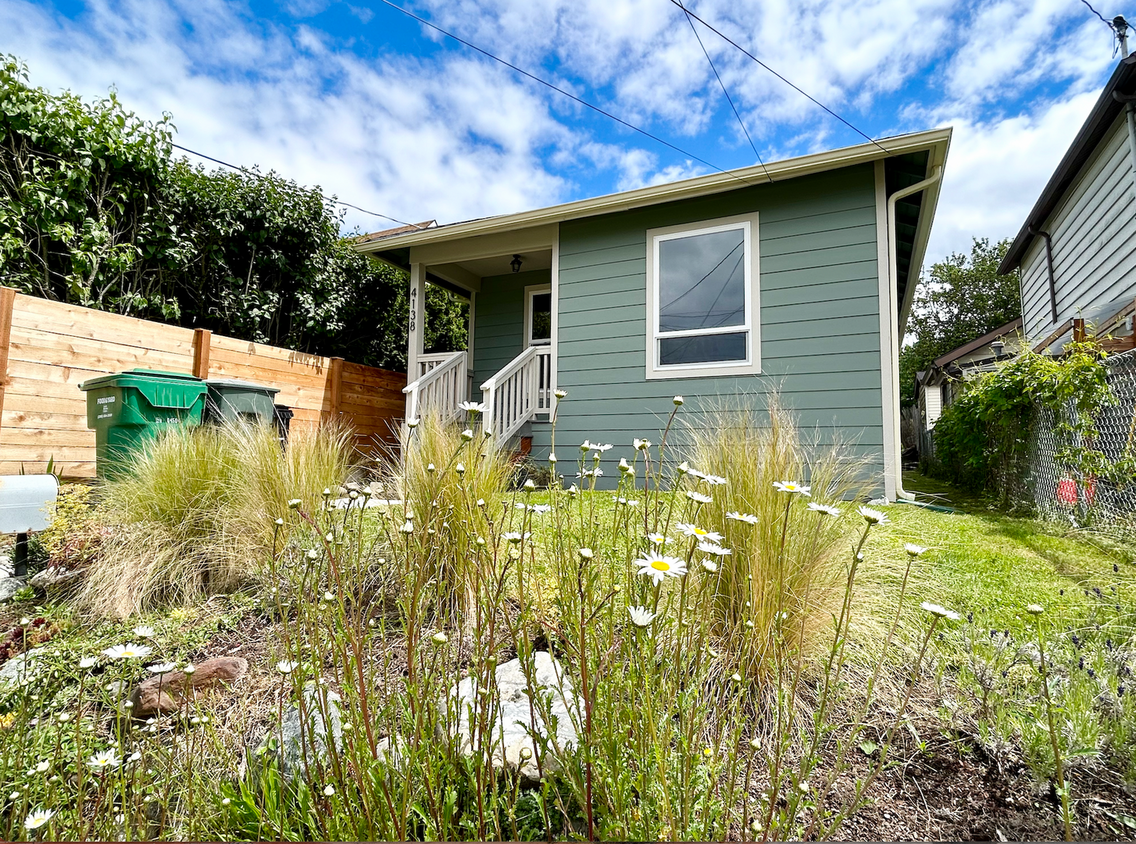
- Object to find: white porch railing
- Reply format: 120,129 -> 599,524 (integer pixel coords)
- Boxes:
403,350 -> 468,422
417,352 -> 457,378
481,346 -> 552,442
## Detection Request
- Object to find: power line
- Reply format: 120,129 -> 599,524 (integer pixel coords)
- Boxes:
665,0 -> 890,155
675,0 -> 773,181
1081,0 -> 1115,27
374,0 -> 765,189
170,142 -> 427,229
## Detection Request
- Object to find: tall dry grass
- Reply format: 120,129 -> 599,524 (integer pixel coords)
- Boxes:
75,420 -> 353,619
385,412 -> 515,619
687,396 -> 871,680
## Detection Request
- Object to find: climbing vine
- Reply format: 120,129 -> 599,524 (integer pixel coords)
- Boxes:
931,342 -> 1119,500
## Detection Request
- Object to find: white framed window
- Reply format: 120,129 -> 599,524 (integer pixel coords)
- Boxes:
523,284 -> 552,348
645,212 -> 761,379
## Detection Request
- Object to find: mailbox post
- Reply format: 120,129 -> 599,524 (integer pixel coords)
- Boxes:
0,475 -> 59,577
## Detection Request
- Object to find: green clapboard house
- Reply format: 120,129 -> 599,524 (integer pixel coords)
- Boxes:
359,128 -> 951,499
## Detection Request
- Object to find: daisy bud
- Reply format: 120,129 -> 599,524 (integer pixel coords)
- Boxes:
461,429 -> 474,442
673,395 -> 684,406
287,499 -> 302,510
523,479 -> 536,492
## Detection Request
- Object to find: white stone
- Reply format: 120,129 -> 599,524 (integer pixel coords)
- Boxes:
449,651 -> 577,783
0,576 -> 26,603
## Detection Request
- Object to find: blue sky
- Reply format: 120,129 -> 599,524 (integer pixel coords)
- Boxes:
0,0 -> 1126,267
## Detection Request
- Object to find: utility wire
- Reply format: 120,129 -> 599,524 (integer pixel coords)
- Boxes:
374,0 -> 766,188
171,142 -> 428,230
1081,0 -> 1116,27
665,0 -> 890,155
676,0 -> 773,181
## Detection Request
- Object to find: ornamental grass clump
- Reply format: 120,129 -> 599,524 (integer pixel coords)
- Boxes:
687,398 -> 870,682
387,409 -> 514,620
75,420 -> 353,619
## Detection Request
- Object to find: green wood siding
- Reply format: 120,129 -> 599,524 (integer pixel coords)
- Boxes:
471,269 -> 550,390
535,163 -> 884,488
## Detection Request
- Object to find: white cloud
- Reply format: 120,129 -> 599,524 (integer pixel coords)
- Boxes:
925,91 -> 1099,264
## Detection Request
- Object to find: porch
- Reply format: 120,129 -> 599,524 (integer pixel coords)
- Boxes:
398,226 -> 558,444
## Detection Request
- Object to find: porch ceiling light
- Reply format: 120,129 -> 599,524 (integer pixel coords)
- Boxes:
511,254 -> 523,273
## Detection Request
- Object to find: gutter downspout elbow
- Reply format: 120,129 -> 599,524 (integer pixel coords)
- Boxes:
886,165 -> 943,503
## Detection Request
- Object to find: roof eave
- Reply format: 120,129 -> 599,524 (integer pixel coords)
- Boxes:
357,128 -> 952,254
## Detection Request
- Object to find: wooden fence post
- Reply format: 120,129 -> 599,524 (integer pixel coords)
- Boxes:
0,288 -> 17,440
328,357 -> 344,416
1073,318 -> 1086,343
192,328 -> 212,379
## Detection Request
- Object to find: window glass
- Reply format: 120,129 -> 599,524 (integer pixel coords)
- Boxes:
659,332 -> 747,366
530,292 -> 551,342
658,228 -> 745,334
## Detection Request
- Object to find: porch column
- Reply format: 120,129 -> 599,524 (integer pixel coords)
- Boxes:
407,262 -> 426,381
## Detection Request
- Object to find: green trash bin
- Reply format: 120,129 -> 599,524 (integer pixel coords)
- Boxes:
79,369 -> 208,477
204,379 -> 280,425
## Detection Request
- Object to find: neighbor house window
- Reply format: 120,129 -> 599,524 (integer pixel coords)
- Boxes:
645,213 -> 761,379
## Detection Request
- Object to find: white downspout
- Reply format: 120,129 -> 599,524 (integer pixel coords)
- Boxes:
887,165 -> 943,502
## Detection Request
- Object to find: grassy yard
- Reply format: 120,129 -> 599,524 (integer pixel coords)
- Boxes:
0,423 -> 1133,841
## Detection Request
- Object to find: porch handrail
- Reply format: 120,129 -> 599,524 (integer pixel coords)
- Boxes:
403,350 -> 468,422
481,345 -> 551,442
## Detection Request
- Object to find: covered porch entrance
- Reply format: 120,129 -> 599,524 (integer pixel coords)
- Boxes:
401,225 -> 557,444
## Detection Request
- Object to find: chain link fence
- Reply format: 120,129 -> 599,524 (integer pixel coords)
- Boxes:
1019,350 -> 1136,536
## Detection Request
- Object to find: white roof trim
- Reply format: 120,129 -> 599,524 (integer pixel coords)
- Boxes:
358,128 -> 952,254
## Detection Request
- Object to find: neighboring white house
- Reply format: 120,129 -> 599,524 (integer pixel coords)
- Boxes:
915,318 -> 1024,432
998,54 -> 1136,354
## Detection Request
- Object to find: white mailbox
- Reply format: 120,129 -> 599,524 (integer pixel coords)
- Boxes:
0,475 -> 59,534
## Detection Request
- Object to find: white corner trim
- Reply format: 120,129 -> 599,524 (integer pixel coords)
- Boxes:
550,228 -> 560,403
643,212 -> 762,381
874,161 -> 899,501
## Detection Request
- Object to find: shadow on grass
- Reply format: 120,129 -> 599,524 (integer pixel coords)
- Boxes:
903,470 -> 1135,574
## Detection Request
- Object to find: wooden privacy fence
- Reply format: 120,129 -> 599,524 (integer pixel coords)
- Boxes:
0,288 -> 406,478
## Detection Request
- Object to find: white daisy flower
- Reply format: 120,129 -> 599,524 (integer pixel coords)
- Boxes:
1026,604 -> 1045,615
323,784 -> 336,797
102,643 -> 152,661
772,481 -> 811,496
686,491 -> 712,504
701,474 -> 727,486
287,499 -> 302,509
146,662 -> 178,675
673,395 -> 684,406
807,502 -> 841,517
858,506 -> 888,525
726,511 -> 759,524
554,389 -> 568,399
276,660 -> 299,674
701,559 -> 719,574
633,552 -> 688,586
431,632 -> 448,645
399,521 -> 414,534
34,761 -> 49,774
501,532 -> 531,544
618,457 -> 633,474
578,548 -> 594,560
24,809 -> 54,831
628,606 -> 657,628
920,602 -> 960,621
458,400 -> 487,415
616,497 -> 640,506
647,533 -> 671,546
675,523 -> 723,542
87,749 -> 121,771
132,625 -> 155,639
633,438 -> 652,450
460,429 -> 474,442
697,541 -> 732,557
79,657 -> 97,670
904,543 -> 927,557
406,417 -> 420,428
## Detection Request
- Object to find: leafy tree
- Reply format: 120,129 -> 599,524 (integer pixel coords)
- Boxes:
0,54 -> 465,371
899,238 -> 1020,405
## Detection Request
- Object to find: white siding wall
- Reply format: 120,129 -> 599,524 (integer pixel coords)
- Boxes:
924,385 -> 942,429
1020,113 -> 1136,339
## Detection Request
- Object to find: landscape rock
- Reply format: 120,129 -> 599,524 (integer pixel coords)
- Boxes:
450,651 -> 577,783
0,576 -> 26,603
129,656 -> 248,719
274,684 -> 344,781
29,566 -> 81,591
0,650 -> 42,688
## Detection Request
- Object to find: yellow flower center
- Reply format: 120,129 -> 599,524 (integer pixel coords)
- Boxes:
650,560 -> 670,572
693,527 -> 708,536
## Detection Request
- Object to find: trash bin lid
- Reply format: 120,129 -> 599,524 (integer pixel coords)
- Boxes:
205,378 -> 280,394
79,369 -> 207,409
